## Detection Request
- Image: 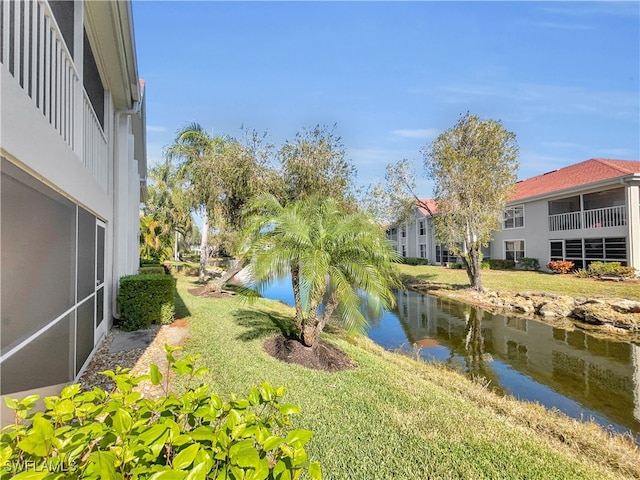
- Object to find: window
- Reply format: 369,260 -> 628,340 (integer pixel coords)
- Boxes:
548,237 -> 628,268
401,245 -> 406,257
419,220 -> 425,236
387,228 -> 397,241
550,241 -> 563,260
1,158 -> 105,394
401,226 -> 406,238
503,205 -> 524,229
419,244 -> 426,258
604,237 -> 626,259
505,240 -> 525,261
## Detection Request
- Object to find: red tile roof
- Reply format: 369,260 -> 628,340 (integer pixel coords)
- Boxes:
417,198 -> 437,215
510,159 -> 640,202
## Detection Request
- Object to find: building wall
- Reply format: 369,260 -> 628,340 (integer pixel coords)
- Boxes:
490,183 -> 635,270
389,210 -> 437,262
0,0 -> 144,422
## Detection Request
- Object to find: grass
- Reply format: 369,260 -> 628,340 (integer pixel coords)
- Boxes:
173,275 -> 640,479
396,263 -> 640,300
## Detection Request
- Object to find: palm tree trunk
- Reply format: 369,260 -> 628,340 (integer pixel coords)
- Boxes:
199,208 -> 209,283
204,258 -> 246,293
174,230 -> 180,262
291,263 -> 304,331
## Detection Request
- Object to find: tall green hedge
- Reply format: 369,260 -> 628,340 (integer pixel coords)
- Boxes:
118,274 -> 175,331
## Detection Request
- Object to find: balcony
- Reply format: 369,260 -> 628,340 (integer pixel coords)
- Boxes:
548,205 -> 627,232
1,0 -> 108,192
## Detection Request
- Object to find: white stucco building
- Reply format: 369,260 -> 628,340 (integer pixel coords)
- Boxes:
0,0 -> 146,417
388,159 -> 640,272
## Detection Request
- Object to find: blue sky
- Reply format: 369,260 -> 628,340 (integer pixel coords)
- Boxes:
133,1 -> 639,195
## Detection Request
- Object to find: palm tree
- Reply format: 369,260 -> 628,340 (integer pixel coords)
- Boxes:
146,161 -> 193,261
139,215 -> 172,262
165,123 -> 224,282
243,194 -> 401,347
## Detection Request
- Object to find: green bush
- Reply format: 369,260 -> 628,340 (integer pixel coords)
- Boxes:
140,258 -> 161,266
138,266 -> 166,275
586,261 -> 637,279
518,257 -> 540,271
0,345 -> 321,480
118,274 -> 176,331
401,257 -> 429,266
480,261 -> 491,269
447,262 -> 463,269
486,259 -> 516,270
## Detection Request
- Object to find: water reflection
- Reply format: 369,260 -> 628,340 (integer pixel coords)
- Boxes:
257,278 -> 640,436
379,291 -> 640,436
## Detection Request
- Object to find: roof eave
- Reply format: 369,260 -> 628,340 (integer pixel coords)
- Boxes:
507,173 -> 639,205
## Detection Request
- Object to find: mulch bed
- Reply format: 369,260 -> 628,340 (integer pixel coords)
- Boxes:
263,334 -> 356,372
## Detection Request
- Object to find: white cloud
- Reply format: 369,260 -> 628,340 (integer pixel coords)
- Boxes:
392,128 -> 439,140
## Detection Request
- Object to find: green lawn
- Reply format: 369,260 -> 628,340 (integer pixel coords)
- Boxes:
174,276 -> 639,479
396,264 -> 640,300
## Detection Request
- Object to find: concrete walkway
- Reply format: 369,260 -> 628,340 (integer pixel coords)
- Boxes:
109,328 -> 158,353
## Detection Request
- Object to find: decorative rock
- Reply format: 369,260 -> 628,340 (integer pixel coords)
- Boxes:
609,299 -> 640,314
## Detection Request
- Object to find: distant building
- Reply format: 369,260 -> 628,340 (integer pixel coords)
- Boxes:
1,0 -> 146,418
387,159 -> 640,272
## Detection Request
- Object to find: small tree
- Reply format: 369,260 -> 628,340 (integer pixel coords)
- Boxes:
424,112 -> 518,291
243,194 -> 400,347
277,124 -> 356,206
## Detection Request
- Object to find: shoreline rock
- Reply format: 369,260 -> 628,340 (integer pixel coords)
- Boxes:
403,278 -> 640,341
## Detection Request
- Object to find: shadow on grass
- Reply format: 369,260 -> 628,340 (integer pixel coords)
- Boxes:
232,308 -> 297,342
174,288 -> 191,319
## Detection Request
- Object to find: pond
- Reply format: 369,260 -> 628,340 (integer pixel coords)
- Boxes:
258,277 -> 640,437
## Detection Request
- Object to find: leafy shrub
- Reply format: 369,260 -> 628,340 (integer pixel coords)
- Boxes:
574,268 -> 590,278
480,261 -> 491,269
118,274 -> 176,331
140,259 -> 161,266
486,259 -> 516,270
447,262 -> 463,269
401,257 -> 429,266
0,345 -> 321,480
138,266 -> 166,275
547,260 -> 575,274
586,261 -> 637,279
518,257 -> 540,271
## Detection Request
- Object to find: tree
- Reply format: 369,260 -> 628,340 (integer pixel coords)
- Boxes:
424,112 -> 519,291
165,123 -> 223,282
243,194 -> 400,347
139,214 -> 173,262
145,161 -> 193,261
361,159 -> 435,226
277,125 -> 356,206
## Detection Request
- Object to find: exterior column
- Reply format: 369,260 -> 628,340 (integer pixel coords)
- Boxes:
626,181 -> 640,272
112,114 -> 133,317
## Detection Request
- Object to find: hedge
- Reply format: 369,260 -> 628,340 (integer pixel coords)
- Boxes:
401,257 -> 429,266
486,259 -> 516,270
138,266 -> 166,275
118,274 -> 175,331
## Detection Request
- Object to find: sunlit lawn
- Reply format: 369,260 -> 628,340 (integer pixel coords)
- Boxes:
396,264 -> 640,300
174,275 -> 639,480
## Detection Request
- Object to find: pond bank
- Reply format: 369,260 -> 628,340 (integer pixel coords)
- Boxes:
403,275 -> 640,341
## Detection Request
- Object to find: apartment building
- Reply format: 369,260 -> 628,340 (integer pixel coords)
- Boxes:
388,159 -> 640,272
1,0 -> 146,411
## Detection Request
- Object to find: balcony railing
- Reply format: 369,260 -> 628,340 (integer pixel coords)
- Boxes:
83,91 -> 108,191
548,205 -> 627,232
1,0 -> 109,192
1,0 -> 77,149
